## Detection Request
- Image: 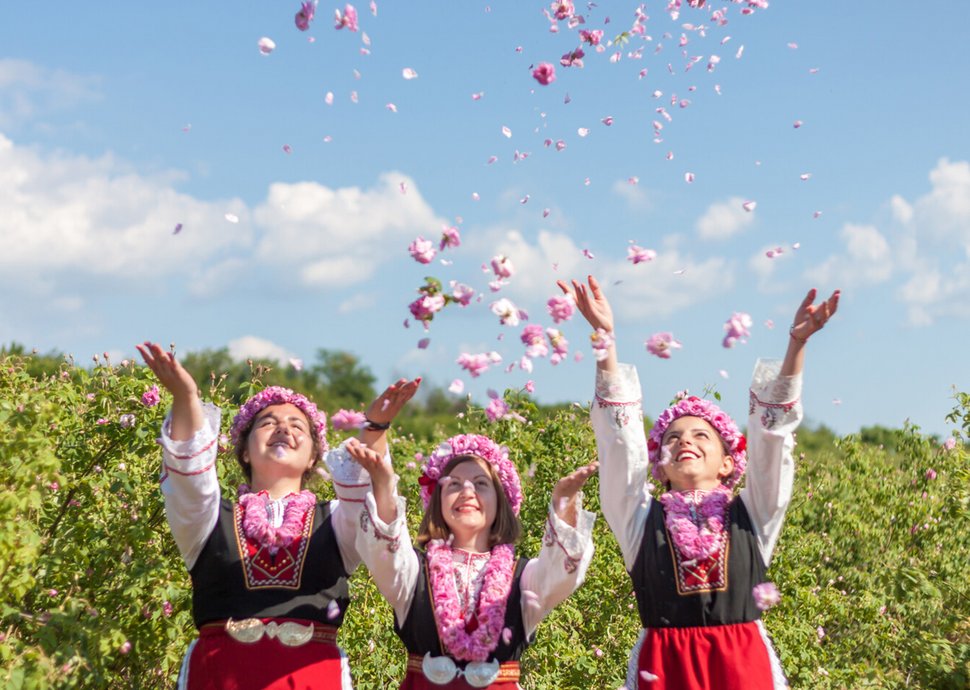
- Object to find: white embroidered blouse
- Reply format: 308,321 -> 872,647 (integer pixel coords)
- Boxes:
344,469 -> 596,640
591,360 -> 802,571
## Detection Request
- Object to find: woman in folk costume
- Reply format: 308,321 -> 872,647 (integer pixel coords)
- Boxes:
136,341 -> 419,690
343,431 -> 598,689
558,276 -> 840,690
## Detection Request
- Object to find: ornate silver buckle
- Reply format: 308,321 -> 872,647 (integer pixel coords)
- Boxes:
421,653 -> 500,688
224,618 -> 315,647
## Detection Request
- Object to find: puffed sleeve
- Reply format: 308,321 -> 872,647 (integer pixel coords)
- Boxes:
158,402 -> 222,570
519,498 -> 596,638
590,363 -> 652,570
325,441 -> 380,575
739,358 -> 803,566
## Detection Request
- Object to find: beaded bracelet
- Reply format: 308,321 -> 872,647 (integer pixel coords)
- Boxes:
364,418 -> 391,431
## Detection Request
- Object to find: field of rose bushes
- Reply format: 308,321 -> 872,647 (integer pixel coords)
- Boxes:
1,349 -> 967,689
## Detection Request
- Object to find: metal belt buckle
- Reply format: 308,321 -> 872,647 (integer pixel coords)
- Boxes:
421,653 -> 500,688
225,618 -> 315,647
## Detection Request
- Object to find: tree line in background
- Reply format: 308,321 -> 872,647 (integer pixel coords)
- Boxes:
1,344 -> 967,688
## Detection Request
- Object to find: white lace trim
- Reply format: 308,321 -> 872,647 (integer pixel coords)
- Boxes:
755,619 -> 789,689
595,363 -> 642,403
751,359 -> 802,405
625,628 -> 648,689
326,442 -> 371,486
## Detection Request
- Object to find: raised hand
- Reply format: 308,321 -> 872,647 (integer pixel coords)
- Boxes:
550,462 -> 599,527
365,378 -> 422,426
345,437 -> 398,524
135,341 -> 202,441
556,275 -> 614,333
789,288 -> 840,344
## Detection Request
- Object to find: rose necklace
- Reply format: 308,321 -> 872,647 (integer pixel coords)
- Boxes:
425,540 -> 515,662
238,489 -> 315,555
659,487 -> 731,563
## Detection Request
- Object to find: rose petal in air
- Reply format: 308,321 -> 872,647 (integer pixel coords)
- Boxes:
793,120 -> 803,128
402,67 -> 419,79
325,91 -> 334,105
258,37 -> 276,55
417,338 -> 430,349
282,144 -> 292,154
742,200 -> 757,212
542,208 -> 550,218
225,213 -> 239,224
173,223 -> 183,235
685,172 -> 695,183
502,126 -> 512,138
577,127 -> 590,137
386,103 -> 397,112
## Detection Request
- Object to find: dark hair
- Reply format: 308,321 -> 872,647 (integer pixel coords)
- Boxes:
416,455 -> 521,548
233,406 -> 323,487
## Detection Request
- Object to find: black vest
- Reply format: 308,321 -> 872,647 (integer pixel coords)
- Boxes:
395,549 -> 532,662
629,498 -> 766,628
190,499 -> 350,628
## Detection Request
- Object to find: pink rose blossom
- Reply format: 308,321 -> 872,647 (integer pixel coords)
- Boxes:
646,332 -> 682,359
119,414 -> 136,428
491,298 -> 522,326
943,437 -> 956,451
141,385 -> 160,408
580,29 -> 603,45
456,352 -> 501,378
628,245 -> 656,264
532,63 -> 556,86
722,312 -> 753,348
451,282 -> 475,306
546,295 -> 575,324
590,328 -> 614,361
257,37 -> 276,55
408,237 -> 436,264
330,409 -> 367,431
560,48 -> 585,68
408,294 -> 445,325
448,379 -> 465,394
334,4 -> 358,31
490,255 -> 514,279
439,226 -> 461,250
520,324 -> 549,358
925,468 -> 937,480
524,380 -> 535,394
119,641 -> 132,655
547,328 -> 569,364
295,1 -> 315,31
752,582 -> 781,611
550,0 -> 574,20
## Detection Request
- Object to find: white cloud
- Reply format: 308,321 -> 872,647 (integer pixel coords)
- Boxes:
805,223 -> 893,287
0,59 -> 101,129
251,172 -> 446,288
900,158 -> 970,255
227,336 -> 295,365
611,178 -> 653,211
0,133 -> 251,295
338,292 -> 379,314
469,228 -> 732,319
696,197 -> 755,240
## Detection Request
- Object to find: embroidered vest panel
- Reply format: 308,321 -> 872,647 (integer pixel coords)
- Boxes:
394,549 -> 531,662
190,499 -> 350,628
630,498 -> 766,628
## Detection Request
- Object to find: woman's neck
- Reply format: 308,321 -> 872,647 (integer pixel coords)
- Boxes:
448,529 -> 491,554
251,476 -> 304,500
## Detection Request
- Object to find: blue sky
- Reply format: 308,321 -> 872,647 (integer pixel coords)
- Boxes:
1,1 -> 967,437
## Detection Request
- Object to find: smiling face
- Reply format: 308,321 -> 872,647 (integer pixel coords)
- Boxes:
657,415 -> 734,491
242,403 -> 316,485
439,457 -> 498,544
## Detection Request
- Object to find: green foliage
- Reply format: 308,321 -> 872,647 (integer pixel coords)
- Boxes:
1,352 -> 968,688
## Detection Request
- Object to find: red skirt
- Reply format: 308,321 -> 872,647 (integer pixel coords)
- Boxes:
183,618 -> 346,690
636,621 -> 777,690
399,654 -> 521,690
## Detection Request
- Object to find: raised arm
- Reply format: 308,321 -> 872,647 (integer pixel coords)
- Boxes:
557,275 -> 617,374
136,341 -> 220,569
782,288 -> 840,376
519,462 -> 598,637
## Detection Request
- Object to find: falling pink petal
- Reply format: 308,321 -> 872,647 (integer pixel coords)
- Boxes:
641,670 -> 659,682
224,213 -> 239,224
584,177 -> 591,186
501,126 -> 512,138
258,37 -> 276,55
323,135 -> 332,143
577,127 -> 590,137
350,90 -> 359,103
532,62 -> 556,85
735,44 -> 744,59
787,42 -> 798,49
385,102 -> 397,112
282,144 -> 292,154
471,91 -> 484,100
601,116 -> 614,126
764,319 -> 775,329
628,176 -> 639,185
719,369 -> 729,379
542,208 -> 550,218
369,1 -> 377,15
800,173 -> 812,181
472,192 -> 480,200
666,151 -> 674,161
809,67 -> 820,74
582,249 -> 595,259
181,124 -> 192,133
793,120 -> 803,128
684,172 -> 695,183
487,155 -> 498,165
555,140 -> 567,151
325,91 -> 334,105
742,200 -> 757,212
448,379 -> 464,394
173,223 -> 183,235
327,600 -> 341,620
399,182 -> 407,194
813,210 -> 823,218
520,195 -> 530,204
792,242 -> 801,250
402,67 -> 418,80
564,93 -> 571,104
417,338 -> 430,349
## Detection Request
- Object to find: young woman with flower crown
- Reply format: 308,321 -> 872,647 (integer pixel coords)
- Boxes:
344,430 -> 598,689
135,342 -> 420,690
558,276 -> 840,690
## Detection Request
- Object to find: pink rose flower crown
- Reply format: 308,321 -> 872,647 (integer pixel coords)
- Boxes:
230,386 -> 329,457
420,434 -> 523,515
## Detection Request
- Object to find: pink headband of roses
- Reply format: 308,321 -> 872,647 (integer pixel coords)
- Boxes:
647,396 -> 747,488
419,434 -> 523,515
230,386 -> 329,457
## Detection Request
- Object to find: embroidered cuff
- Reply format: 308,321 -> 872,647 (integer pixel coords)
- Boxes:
750,359 -> 803,405
326,441 -> 381,502
544,496 -> 595,572
158,402 -> 221,475
594,363 -> 643,404
360,492 -> 405,552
